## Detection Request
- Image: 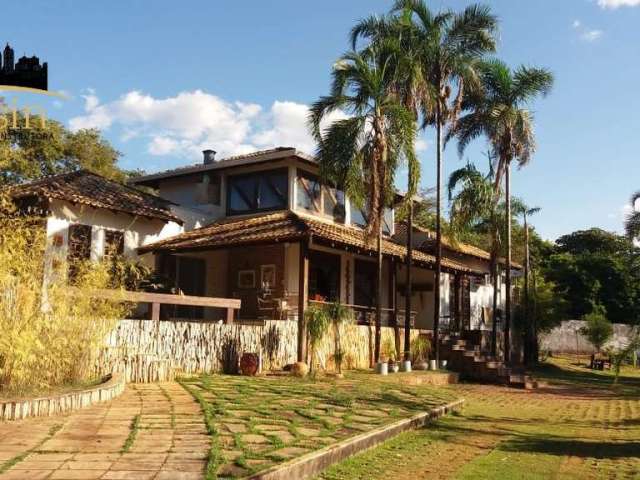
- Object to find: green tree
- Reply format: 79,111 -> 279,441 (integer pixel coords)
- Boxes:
580,308 -> 613,353
393,0 -> 498,364
449,59 -> 553,362
0,109 -> 125,185
309,48 -> 417,363
625,191 -> 640,241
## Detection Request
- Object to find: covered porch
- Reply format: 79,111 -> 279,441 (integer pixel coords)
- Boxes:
138,211 -> 488,358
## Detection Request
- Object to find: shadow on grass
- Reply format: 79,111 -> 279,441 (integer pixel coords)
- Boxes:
500,434 -> 640,459
531,361 -> 640,398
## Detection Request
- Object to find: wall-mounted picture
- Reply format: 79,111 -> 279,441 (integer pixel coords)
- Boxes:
237,269 -> 255,289
260,264 -> 276,290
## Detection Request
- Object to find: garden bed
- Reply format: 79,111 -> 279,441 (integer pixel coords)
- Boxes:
179,371 -> 458,479
0,373 -> 125,421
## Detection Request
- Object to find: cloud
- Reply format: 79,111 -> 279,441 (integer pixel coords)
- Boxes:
598,0 -> 640,8
571,19 -> 603,42
69,90 -> 348,161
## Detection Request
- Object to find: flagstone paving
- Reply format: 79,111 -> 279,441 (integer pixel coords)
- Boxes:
0,383 -> 208,480
179,371 -> 455,478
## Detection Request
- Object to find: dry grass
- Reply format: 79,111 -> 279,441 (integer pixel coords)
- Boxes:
0,212 -> 129,394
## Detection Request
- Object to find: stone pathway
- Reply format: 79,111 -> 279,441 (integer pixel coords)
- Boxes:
0,383 -> 209,480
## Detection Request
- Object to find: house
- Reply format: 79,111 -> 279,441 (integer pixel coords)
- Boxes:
7,170 -> 183,271
130,147 -> 514,339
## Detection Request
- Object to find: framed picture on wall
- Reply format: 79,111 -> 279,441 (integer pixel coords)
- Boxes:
260,264 -> 276,290
238,270 -> 255,289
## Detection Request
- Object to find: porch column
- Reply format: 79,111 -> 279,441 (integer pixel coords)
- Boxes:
297,239 -> 309,363
390,258 -> 400,359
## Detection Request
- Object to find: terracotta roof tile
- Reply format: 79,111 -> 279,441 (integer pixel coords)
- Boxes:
140,211 -> 483,274
8,170 -> 182,224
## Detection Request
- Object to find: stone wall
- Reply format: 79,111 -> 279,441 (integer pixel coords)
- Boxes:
97,319 -> 425,382
540,320 -> 638,354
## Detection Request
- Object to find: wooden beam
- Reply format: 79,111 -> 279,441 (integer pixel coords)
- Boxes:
297,239 -> 309,362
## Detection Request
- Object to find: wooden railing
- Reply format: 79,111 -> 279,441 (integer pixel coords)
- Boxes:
70,288 -> 242,323
308,300 -> 416,327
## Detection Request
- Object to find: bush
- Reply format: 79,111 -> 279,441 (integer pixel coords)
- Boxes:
0,212 -> 130,394
580,307 -> 613,353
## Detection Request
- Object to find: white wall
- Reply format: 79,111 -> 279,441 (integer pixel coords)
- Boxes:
45,199 -> 182,269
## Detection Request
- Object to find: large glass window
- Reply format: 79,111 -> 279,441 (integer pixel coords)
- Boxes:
227,169 -> 288,215
308,250 -> 341,302
296,171 -> 345,223
351,203 -> 393,234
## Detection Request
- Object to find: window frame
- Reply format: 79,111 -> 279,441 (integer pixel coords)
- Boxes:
226,168 -> 289,216
295,170 -> 345,223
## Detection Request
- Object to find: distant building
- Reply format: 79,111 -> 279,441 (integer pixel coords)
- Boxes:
0,43 -> 47,90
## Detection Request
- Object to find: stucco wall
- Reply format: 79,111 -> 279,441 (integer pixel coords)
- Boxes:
540,320 -> 639,354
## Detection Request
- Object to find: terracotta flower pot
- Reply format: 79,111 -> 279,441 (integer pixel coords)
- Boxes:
240,353 -> 259,376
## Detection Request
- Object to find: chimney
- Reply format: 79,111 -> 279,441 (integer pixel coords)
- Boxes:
203,149 -> 217,165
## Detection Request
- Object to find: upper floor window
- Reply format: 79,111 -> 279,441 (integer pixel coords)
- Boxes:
296,171 -> 345,223
351,203 -> 393,235
227,169 -> 288,215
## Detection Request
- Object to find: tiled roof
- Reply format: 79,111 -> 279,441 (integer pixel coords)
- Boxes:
139,211 -> 484,274
394,222 -> 522,269
8,170 -> 182,224
130,147 -> 315,187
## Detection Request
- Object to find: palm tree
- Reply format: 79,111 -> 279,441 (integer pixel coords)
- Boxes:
309,47 -> 417,364
512,199 -> 540,364
450,59 -> 553,362
390,0 -> 498,365
625,191 -> 640,241
447,161 -> 502,355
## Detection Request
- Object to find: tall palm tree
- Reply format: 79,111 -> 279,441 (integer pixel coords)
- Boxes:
450,59 -> 553,362
512,199 -> 540,364
625,191 -> 640,241
309,47 -> 417,364
391,0 -> 498,365
350,9 -> 427,364
447,161 -> 502,355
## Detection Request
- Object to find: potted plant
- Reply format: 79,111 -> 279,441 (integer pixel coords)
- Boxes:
326,301 -> 354,377
305,303 -> 331,374
376,353 -> 389,375
411,335 -> 431,371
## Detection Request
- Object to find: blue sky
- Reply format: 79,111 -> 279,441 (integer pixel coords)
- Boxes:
3,0 -> 640,240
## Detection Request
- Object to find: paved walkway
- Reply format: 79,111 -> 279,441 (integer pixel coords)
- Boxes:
0,383 -> 209,480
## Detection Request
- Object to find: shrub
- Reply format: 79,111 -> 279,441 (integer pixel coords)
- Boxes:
305,303 -> 331,373
580,306 -> 613,353
410,335 -> 431,363
0,211 -> 130,394
325,301 -> 353,374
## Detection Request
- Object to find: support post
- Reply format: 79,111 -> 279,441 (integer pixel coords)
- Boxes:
390,258 -> 400,360
151,302 -> 160,355
404,201 -> 413,361
297,239 -> 309,363
504,162 -> 512,364
226,308 -> 234,324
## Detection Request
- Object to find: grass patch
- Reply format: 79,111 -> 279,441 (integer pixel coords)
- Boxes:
0,423 -> 63,473
120,414 -> 140,453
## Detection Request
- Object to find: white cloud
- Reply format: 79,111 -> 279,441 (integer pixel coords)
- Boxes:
69,90 -> 348,161
598,0 -> 640,8
571,19 -> 603,42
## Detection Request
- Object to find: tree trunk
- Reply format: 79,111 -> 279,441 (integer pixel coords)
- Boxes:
524,213 -> 531,365
504,161 -> 512,364
404,199 -> 413,361
433,105 -> 442,365
374,215 -> 383,363
532,267 -> 539,362
490,253 -> 499,358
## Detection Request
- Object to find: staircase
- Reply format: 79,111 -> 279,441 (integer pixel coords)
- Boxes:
440,335 -> 544,389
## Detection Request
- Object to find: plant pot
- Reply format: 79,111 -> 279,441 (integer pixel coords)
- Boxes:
389,363 -> 399,373
440,360 -> 448,369
429,359 -> 438,371
401,360 -> 412,372
376,361 -> 388,375
414,361 -> 428,371
240,353 -> 259,376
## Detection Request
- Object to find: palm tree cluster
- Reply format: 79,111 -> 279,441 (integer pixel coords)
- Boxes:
626,191 -> 640,242
310,0 -> 553,365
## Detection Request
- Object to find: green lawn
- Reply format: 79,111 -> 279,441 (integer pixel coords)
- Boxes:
318,356 -> 640,480
179,371 -> 456,479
